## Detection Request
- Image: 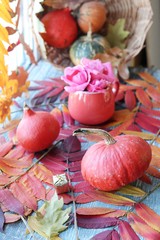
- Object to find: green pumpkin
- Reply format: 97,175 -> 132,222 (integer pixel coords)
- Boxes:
69,32 -> 110,65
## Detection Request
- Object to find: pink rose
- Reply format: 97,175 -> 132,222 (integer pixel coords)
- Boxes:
61,65 -> 90,93
61,58 -> 118,93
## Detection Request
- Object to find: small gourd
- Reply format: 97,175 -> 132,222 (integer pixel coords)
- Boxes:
74,128 -> 152,191
77,1 -> 107,33
16,104 -> 60,152
69,31 -> 110,65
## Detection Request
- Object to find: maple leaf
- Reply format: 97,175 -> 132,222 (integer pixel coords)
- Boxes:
106,19 -> 130,49
28,192 -> 71,239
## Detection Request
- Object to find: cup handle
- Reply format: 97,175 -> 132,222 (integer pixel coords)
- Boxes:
112,81 -> 119,98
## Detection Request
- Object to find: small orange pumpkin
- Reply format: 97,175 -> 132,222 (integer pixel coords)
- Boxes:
77,1 -> 107,33
74,128 -> 152,191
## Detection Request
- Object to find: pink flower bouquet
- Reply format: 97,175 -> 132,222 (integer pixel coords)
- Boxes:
61,58 -> 118,93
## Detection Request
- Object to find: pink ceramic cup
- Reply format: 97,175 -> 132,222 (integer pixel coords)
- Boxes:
68,82 -> 119,125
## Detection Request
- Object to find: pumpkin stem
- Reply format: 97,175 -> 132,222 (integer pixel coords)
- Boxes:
73,128 -> 116,145
86,23 -> 93,41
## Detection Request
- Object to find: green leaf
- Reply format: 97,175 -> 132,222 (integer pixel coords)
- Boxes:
28,192 -> 71,239
106,19 -> 130,49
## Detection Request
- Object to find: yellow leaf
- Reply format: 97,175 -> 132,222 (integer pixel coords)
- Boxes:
0,94 -> 12,123
0,2 -> 12,24
0,40 -> 8,55
2,0 -> 12,12
0,24 -> 9,43
4,79 -> 18,97
122,130 -> 155,140
117,185 -> 146,197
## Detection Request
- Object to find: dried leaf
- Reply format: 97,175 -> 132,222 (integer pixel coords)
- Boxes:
106,19 -> 130,49
125,90 -> 137,110
31,164 -> 53,185
128,212 -> 160,240
151,145 -> 160,157
77,215 -> 118,229
4,212 -> 21,223
118,221 -> 140,240
126,79 -> 149,88
150,155 -> 160,168
86,190 -> 135,206
0,189 -> 24,215
135,203 -> 160,232
139,106 -> 160,117
137,112 -> 160,128
109,119 -> 134,136
117,185 -> 146,197
75,193 -> 95,204
28,192 -> 71,239
135,88 -> 153,108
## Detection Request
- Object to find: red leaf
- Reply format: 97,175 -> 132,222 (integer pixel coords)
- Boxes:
10,182 -> 37,210
109,119 -> 134,137
128,212 -> 160,240
139,106 -> 160,117
69,160 -> 81,172
0,141 -> 13,157
22,173 -> 46,200
0,189 -> 24,215
62,135 -> 81,153
70,171 -> 83,182
31,164 -> 53,185
77,215 -> 118,229
118,220 -> 140,240
115,90 -> 124,102
139,173 -> 152,184
138,72 -> 160,86
0,153 -> 33,169
0,207 -> 4,232
59,193 -> 73,204
41,157 -> 67,174
75,193 -> 95,204
86,190 -> 135,206
50,107 -> 63,127
135,88 -> 153,108
135,116 -> 159,134
90,229 -> 120,240
137,112 -> 160,128
135,203 -> 160,232
62,104 -> 74,126
126,123 -> 142,132
0,174 -> 11,186
125,90 -> 137,110
74,181 -> 94,193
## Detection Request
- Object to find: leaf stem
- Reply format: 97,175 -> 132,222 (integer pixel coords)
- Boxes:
3,140 -> 63,189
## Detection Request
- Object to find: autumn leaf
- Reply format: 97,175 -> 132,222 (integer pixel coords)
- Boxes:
117,185 -> 146,197
135,203 -> 160,232
124,90 -> 137,111
128,212 -> 160,240
118,220 -> 140,240
28,192 -> 71,239
90,229 -> 120,240
106,18 -> 130,49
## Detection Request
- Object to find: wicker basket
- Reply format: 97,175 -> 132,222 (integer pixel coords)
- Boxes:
42,0 -> 153,77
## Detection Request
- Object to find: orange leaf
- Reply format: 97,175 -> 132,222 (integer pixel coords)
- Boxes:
112,109 -> 135,122
146,165 -> 160,178
4,145 -> 25,159
151,145 -> 160,157
135,203 -> 160,232
110,118 -> 134,136
86,189 -> 135,206
139,72 -> 160,86
31,164 -> 53,185
146,85 -> 160,103
76,207 -> 116,216
122,130 -> 155,140
0,160 -> 24,176
126,79 -> 149,88
150,155 -> 160,168
135,87 -> 153,109
10,182 -> 37,210
125,90 -> 137,110
128,212 -> 160,240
